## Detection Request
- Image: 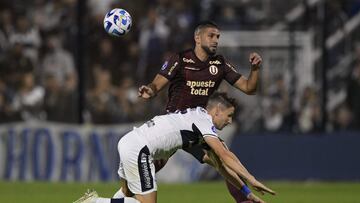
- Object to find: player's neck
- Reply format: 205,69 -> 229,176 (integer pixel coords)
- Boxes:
194,46 -> 209,62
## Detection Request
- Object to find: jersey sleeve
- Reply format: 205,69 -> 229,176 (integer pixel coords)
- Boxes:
194,113 -> 218,139
158,53 -> 180,80
222,57 -> 242,85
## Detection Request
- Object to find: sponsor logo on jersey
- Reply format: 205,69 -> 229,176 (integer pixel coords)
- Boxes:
209,65 -> 218,75
138,146 -> 154,192
186,80 -> 215,88
139,154 -> 153,190
209,60 -> 221,65
161,61 -> 168,70
186,80 -> 215,96
183,57 -> 195,63
184,66 -> 200,71
168,62 -> 178,75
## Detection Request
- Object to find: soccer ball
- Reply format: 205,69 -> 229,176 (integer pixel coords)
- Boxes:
103,8 -> 132,37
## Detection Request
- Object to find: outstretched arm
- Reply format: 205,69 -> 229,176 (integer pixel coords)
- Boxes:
138,74 -> 169,99
233,52 -> 261,95
204,150 -> 267,203
204,136 -> 275,196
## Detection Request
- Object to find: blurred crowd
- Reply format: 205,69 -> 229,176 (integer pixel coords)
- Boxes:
0,0 -> 359,133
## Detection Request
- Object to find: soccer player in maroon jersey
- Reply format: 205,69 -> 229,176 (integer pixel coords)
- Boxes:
138,21 -> 264,203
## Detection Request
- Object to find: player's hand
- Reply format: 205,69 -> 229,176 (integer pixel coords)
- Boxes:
249,179 -> 276,195
247,192 -> 267,203
138,85 -> 155,99
249,52 -> 262,70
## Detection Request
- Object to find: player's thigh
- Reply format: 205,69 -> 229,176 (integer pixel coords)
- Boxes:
135,191 -> 157,203
120,144 -> 157,195
121,179 -> 134,197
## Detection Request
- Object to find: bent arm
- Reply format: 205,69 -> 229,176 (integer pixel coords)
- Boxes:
233,68 -> 259,95
204,150 -> 269,202
232,52 -> 261,95
149,74 -> 169,93
204,136 -> 276,196
138,74 -> 169,99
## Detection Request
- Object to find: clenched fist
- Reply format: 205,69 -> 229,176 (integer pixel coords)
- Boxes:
249,52 -> 262,70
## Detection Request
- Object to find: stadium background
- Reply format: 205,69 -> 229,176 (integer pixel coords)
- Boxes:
1,0 -> 360,202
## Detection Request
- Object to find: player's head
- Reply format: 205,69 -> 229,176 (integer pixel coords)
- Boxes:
194,21 -> 220,56
206,92 -> 237,130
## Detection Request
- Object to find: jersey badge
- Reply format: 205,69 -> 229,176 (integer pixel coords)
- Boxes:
161,61 -> 168,70
211,126 -> 217,133
209,65 -> 218,75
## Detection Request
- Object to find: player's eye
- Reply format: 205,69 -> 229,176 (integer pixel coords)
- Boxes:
209,33 -> 220,39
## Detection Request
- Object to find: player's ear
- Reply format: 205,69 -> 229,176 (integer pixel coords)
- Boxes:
215,103 -> 222,116
194,33 -> 200,44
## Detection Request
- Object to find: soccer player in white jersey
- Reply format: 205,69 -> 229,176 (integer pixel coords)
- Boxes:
74,92 -> 275,203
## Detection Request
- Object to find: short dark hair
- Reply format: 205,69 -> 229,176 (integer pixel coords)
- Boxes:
207,92 -> 237,110
194,21 -> 219,35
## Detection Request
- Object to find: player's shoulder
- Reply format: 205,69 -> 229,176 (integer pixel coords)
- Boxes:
192,107 -> 212,122
178,49 -> 197,63
164,49 -> 193,63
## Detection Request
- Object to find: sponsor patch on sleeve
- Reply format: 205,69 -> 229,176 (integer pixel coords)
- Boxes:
161,61 -> 169,70
226,62 -> 238,73
211,126 -> 217,133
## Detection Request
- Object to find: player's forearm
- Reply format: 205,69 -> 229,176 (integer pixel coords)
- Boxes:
246,68 -> 259,94
147,83 -> 158,97
150,74 -> 168,95
229,151 -> 253,177
218,164 -> 245,189
205,150 -> 246,188
220,152 -> 255,183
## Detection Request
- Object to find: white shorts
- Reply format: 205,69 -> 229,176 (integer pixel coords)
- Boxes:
117,131 -> 157,195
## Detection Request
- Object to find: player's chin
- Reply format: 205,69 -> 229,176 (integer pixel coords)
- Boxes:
209,47 -> 217,54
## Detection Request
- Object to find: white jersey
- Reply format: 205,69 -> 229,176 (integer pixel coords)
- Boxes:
132,107 -> 218,159
117,107 -> 219,194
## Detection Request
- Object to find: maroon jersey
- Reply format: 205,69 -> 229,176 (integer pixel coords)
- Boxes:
159,49 -> 242,112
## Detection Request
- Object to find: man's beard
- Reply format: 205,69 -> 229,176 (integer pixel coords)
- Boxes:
201,45 -> 216,56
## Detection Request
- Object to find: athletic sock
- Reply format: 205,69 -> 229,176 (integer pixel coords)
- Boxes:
95,197 -> 112,203
123,197 -> 140,203
110,199 -> 124,203
95,197 -> 140,203
115,197 -> 140,203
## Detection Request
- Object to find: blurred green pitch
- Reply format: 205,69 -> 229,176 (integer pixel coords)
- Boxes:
0,181 -> 360,203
